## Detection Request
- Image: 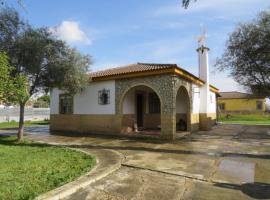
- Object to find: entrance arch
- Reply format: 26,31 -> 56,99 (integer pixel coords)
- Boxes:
176,86 -> 191,131
120,85 -> 162,134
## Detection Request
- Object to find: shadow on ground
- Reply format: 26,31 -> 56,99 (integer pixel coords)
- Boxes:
215,182 -> 270,199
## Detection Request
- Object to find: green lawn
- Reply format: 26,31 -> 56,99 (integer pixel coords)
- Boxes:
0,136 -> 96,200
219,114 -> 270,125
0,120 -> 49,129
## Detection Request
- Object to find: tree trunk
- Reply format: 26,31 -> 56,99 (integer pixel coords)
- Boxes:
17,102 -> 25,142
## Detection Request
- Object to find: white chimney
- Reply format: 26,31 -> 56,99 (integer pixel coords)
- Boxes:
197,45 -> 210,114
198,45 -> 210,83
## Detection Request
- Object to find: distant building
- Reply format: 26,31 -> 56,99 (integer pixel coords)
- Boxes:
218,92 -> 266,114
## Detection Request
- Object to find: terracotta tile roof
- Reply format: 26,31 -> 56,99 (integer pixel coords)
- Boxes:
219,91 -> 266,99
89,62 -> 219,93
90,63 -> 177,78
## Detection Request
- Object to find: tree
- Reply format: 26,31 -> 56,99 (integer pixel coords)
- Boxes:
182,0 -> 197,8
37,94 -> 50,104
0,7 -> 91,141
215,11 -> 270,97
0,0 -> 25,9
0,52 -> 28,114
0,52 -> 12,101
34,94 -> 50,108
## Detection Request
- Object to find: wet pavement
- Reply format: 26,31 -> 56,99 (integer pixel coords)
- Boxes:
0,125 -> 50,136
1,124 -> 270,199
66,167 -> 270,200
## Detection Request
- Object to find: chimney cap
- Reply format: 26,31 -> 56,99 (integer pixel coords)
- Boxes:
196,45 -> 210,52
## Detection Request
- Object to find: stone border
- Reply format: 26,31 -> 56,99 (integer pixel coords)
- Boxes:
35,144 -> 123,200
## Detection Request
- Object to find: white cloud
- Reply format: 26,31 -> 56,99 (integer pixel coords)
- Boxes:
51,21 -> 91,45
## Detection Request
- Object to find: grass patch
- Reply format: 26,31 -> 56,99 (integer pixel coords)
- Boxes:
219,114 -> 270,125
0,135 -> 96,200
0,120 -> 49,129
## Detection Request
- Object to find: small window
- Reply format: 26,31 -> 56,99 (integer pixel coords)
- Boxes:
219,103 -> 225,111
256,101 -> 263,110
98,89 -> 110,105
149,93 -> 160,113
59,94 -> 73,114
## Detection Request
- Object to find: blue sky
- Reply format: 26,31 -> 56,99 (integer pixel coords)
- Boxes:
9,0 -> 270,92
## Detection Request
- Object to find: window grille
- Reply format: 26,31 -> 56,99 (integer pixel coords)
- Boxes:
98,89 -> 110,105
59,94 -> 73,114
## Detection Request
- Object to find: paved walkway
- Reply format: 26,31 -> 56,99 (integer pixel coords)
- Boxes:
1,124 -> 270,199
37,148 -> 122,200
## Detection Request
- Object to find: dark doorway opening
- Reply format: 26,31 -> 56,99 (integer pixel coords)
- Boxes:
136,94 -> 144,127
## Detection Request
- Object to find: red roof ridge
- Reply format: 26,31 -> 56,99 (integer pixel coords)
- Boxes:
137,62 -> 177,67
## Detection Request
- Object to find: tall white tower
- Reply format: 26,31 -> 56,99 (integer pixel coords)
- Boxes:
197,45 -> 210,112
197,45 -> 211,130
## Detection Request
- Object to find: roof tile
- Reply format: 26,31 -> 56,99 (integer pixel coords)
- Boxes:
219,91 -> 265,99
89,62 -> 219,93
89,63 -> 177,78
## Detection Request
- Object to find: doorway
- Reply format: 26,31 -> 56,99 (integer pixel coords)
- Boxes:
136,94 -> 144,128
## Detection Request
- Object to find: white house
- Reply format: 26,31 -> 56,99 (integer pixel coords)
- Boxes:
50,44 -> 219,140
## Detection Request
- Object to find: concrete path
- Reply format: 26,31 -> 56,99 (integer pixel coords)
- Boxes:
65,167 -> 260,200
36,148 -> 123,200
1,124 -> 270,199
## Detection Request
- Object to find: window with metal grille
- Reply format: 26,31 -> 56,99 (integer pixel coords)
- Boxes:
98,89 -> 110,105
219,103 -> 225,111
256,101 -> 263,110
149,93 -> 160,113
59,94 -> 73,114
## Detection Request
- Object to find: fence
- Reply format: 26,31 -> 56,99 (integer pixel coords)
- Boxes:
0,108 -> 50,123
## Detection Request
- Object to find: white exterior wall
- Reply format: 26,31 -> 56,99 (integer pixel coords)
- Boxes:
176,88 -> 188,113
50,80 -> 116,115
190,85 -> 216,114
50,88 -> 62,114
209,91 -> 216,113
123,89 -> 135,114
192,84 -> 200,114
199,84 -> 211,113
74,80 -> 115,114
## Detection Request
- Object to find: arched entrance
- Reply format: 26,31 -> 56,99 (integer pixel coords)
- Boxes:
176,86 -> 191,132
120,85 -> 162,135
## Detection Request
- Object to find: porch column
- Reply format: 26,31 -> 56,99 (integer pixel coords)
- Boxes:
160,79 -> 176,140
161,112 -> 176,140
